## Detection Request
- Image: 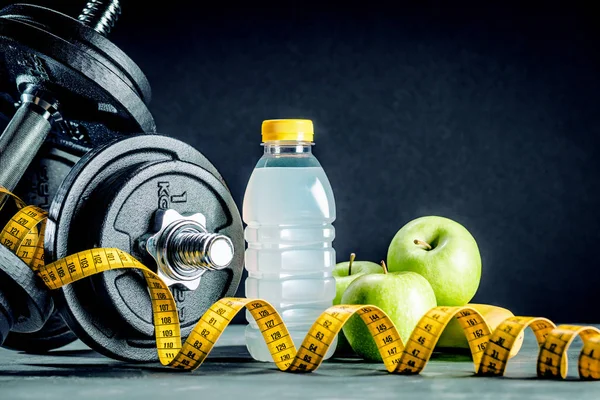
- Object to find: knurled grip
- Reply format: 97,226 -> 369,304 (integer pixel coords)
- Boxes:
0,103 -> 53,192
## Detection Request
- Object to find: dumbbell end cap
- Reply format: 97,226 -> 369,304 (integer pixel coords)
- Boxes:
206,235 -> 234,269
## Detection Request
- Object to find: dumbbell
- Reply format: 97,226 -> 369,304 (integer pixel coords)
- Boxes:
43,134 -> 244,362
0,134 -> 245,361
0,0 -> 156,351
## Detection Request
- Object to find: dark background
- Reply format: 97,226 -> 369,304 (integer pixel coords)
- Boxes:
4,1 -> 599,322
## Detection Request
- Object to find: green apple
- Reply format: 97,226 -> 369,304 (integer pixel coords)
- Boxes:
333,253 -> 384,305
332,253 -> 383,354
387,216 -> 481,306
341,264 -> 437,362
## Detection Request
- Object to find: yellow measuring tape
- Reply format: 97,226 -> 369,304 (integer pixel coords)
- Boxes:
1,187 -> 600,379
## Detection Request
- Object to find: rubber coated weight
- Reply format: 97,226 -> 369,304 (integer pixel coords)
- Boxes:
0,4 -> 156,141
0,245 -> 53,344
46,135 -> 243,362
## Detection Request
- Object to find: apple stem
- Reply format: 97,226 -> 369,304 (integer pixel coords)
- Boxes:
414,239 -> 432,250
348,253 -> 356,275
380,260 -> 388,274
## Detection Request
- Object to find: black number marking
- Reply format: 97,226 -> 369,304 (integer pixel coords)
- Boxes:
276,343 -> 286,352
215,308 -> 226,315
472,329 -> 484,338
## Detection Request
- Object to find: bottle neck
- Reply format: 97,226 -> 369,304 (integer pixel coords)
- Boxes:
263,141 -> 313,155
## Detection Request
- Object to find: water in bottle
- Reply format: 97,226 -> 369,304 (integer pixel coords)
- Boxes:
243,119 -> 337,361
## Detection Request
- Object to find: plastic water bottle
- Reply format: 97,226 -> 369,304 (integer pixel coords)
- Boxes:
243,119 -> 337,362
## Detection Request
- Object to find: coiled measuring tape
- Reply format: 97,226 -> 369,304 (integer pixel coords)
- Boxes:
1,187 -> 600,379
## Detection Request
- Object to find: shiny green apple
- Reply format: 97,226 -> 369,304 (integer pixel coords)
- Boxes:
333,253 -> 384,305
341,265 -> 437,362
387,216 -> 481,306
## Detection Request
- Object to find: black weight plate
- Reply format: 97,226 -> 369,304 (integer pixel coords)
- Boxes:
2,313 -> 76,353
0,4 -> 151,104
74,160 -> 242,361
0,15 -> 156,134
2,142 -> 86,353
46,135 -> 242,362
0,244 -> 53,334
14,143 -> 85,209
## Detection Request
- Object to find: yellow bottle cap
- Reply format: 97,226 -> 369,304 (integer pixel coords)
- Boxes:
261,119 -> 314,142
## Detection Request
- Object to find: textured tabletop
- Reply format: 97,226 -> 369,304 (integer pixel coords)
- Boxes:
0,324 -> 599,399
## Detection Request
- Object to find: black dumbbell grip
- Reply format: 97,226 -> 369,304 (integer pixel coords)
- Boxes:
0,103 -> 53,192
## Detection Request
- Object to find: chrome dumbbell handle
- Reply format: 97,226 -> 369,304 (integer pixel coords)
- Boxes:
0,87 -> 60,191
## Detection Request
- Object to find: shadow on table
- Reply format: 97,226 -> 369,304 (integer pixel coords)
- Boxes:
0,346 -> 284,377
29,349 -> 103,358
10,345 -> 256,361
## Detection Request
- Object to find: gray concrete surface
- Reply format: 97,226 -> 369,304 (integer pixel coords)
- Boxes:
1,325 -> 599,399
